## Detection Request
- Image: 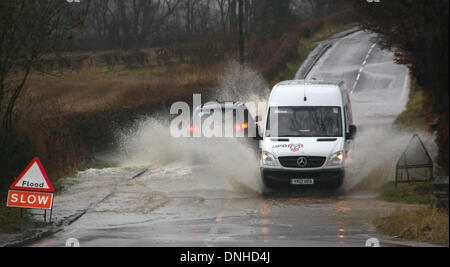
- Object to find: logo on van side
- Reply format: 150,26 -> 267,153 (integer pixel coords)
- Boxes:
289,144 -> 303,152
272,143 -> 304,152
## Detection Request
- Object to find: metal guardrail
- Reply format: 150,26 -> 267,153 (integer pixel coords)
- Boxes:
433,176 -> 449,210
395,134 -> 449,210
395,134 -> 434,186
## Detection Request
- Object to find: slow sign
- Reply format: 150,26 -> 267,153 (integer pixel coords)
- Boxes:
7,190 -> 53,210
6,158 -> 55,220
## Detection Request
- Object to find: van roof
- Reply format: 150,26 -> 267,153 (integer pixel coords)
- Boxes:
269,80 -> 345,107
275,79 -> 345,87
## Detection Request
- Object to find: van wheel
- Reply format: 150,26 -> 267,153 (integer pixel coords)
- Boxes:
262,177 -> 275,196
330,176 -> 344,190
262,186 -> 273,196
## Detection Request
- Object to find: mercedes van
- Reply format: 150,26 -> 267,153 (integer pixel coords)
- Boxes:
259,80 -> 357,189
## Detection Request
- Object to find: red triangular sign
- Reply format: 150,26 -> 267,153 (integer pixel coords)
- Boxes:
10,157 -> 54,192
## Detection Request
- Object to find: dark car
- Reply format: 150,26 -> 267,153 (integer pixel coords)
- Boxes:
189,102 -> 262,151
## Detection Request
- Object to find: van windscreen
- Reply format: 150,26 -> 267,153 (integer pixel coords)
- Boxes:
266,107 -> 343,137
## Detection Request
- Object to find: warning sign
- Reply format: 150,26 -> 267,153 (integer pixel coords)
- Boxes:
7,190 -> 54,210
10,157 -> 54,192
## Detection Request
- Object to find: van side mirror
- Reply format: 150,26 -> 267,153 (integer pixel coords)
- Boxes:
253,125 -> 263,141
346,125 -> 357,140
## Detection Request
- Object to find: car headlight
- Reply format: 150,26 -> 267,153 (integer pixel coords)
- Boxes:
327,151 -> 344,167
262,151 -> 278,166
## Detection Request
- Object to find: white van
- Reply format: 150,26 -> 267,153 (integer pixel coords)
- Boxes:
259,80 -> 357,189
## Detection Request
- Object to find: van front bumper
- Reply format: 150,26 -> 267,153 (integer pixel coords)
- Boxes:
261,168 -> 344,187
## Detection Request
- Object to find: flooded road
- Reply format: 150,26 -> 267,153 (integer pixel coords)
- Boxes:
35,163 -> 423,247
32,31 -> 428,247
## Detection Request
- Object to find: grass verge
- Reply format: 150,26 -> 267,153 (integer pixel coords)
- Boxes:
394,80 -> 432,131
375,182 -> 448,246
375,78 -> 448,246
374,207 -> 449,246
0,199 -> 28,233
378,182 -> 435,205
85,160 -> 118,170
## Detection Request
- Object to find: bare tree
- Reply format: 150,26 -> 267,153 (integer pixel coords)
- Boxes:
112,0 -> 181,48
0,0 -> 83,146
73,0 -> 338,50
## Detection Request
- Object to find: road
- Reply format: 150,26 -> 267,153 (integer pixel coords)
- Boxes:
32,31 -> 422,247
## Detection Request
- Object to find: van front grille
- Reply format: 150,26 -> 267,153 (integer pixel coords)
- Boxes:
278,156 -> 326,168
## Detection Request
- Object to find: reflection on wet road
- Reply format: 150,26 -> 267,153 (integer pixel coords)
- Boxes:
35,163 -> 422,247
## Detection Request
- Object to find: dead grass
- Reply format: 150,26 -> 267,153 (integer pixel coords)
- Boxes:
378,182 -> 435,205
395,83 -> 432,132
373,78 -> 449,247
2,56 -> 223,193
26,61 -> 223,115
22,11 -> 355,117
374,207 -> 449,246
21,19 -> 356,119
0,199 -> 28,233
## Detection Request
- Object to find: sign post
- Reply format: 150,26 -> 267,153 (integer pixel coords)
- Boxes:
6,157 -> 55,223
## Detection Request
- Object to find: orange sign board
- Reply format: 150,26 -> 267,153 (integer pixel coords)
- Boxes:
7,190 -> 54,210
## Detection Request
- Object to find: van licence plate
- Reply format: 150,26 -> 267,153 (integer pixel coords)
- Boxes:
290,179 -> 314,185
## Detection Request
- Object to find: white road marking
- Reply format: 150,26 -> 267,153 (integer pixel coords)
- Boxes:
215,211 -> 224,222
306,31 -> 362,79
400,71 -> 410,101
351,43 -> 377,94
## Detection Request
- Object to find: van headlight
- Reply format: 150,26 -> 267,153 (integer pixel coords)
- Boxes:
326,151 -> 344,167
262,152 -> 278,166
